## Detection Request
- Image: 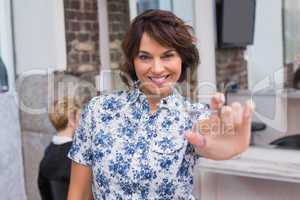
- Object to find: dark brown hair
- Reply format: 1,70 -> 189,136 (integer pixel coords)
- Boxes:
120,9 -> 199,86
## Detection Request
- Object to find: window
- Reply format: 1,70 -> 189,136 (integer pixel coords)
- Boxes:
133,0 -> 195,27
283,0 -> 300,64
246,0 -> 284,89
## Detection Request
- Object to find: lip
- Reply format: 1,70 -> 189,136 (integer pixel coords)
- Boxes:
148,75 -> 169,86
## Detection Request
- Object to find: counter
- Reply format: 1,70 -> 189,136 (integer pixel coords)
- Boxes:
197,146 -> 300,200
198,146 -> 300,183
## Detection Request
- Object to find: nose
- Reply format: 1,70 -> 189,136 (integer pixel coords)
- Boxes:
151,58 -> 164,74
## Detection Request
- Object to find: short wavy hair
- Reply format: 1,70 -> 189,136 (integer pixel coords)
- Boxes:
120,9 -> 200,87
48,97 -> 82,131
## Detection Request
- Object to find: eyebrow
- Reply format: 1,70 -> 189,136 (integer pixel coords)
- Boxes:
138,49 -> 175,55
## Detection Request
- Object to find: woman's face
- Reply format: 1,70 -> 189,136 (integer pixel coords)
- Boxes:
133,33 -> 182,98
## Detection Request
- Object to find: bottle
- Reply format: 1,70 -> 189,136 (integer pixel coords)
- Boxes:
0,57 -> 9,93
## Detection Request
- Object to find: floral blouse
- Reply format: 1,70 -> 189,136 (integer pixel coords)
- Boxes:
68,82 -> 211,200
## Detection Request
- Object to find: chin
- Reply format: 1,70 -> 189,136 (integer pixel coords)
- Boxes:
148,85 -> 173,97
140,79 -> 176,95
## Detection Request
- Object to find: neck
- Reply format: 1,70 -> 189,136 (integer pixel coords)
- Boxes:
144,91 -> 172,113
57,126 -> 74,138
147,96 -> 161,113
138,85 -> 173,113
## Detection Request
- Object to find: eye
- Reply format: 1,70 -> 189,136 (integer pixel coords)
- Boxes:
161,54 -> 174,59
138,55 -> 151,60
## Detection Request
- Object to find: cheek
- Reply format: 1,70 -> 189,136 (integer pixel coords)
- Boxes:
133,60 -> 140,78
134,60 -> 148,78
170,59 -> 182,77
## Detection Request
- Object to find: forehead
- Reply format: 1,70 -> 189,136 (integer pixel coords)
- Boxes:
138,32 -> 172,53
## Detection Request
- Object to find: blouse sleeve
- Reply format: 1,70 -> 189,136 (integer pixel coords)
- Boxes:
68,97 -> 99,166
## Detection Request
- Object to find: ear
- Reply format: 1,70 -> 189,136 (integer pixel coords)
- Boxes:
75,110 -> 81,126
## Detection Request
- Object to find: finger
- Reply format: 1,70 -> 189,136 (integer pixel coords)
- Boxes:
210,93 -> 225,111
239,100 -> 255,135
243,100 -> 255,123
231,102 -> 243,126
185,131 -> 207,149
235,100 -> 255,147
220,106 -> 235,135
220,106 -> 234,124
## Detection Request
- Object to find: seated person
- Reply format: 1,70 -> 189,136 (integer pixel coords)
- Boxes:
38,97 -> 83,200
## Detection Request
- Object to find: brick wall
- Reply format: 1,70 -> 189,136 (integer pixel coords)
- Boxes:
64,0 -> 100,80
215,48 -> 248,91
107,0 -> 130,90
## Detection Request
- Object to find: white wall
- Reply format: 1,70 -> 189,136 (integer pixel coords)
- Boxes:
97,0 -> 113,92
0,93 -> 27,200
246,0 -> 283,89
194,0 -> 217,103
12,0 -> 66,75
0,2 -> 27,199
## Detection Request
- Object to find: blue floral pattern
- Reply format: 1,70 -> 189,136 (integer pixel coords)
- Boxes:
68,82 -> 211,200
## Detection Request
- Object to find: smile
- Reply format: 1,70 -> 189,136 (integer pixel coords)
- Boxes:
148,75 -> 170,85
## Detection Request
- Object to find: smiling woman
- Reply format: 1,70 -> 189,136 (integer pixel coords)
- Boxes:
67,9 -> 254,200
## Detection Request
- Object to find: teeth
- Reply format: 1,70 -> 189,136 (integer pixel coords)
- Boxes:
150,76 -> 167,80
149,75 -> 168,85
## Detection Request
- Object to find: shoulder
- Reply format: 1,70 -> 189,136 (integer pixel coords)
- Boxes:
86,90 -> 130,112
179,96 -> 209,110
182,98 -> 211,121
188,100 -> 210,111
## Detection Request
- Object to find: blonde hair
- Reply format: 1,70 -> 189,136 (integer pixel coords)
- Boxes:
48,97 -> 83,131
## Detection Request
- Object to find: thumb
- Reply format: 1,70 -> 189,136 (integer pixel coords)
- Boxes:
185,131 -> 207,149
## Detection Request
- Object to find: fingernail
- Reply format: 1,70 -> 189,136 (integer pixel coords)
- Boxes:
246,99 -> 255,111
244,100 -> 254,118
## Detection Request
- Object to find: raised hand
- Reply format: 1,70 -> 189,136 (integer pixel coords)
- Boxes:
185,93 -> 255,160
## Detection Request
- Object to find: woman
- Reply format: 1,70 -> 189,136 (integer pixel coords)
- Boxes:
68,9 -> 254,200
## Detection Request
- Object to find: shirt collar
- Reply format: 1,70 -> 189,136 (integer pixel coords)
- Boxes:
52,135 -> 72,145
127,80 -> 185,111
